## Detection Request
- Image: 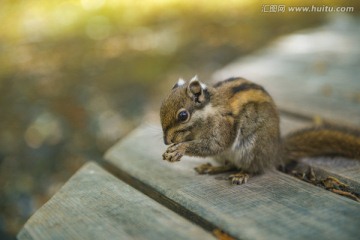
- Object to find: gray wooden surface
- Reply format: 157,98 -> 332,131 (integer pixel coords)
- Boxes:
104,118 -> 360,240
296,157 -> 360,194
17,162 -> 215,240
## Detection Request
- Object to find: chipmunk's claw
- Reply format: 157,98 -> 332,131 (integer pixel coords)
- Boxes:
228,172 -> 250,185
162,144 -> 185,162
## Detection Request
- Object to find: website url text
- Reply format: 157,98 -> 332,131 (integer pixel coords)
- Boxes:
262,5 -> 355,13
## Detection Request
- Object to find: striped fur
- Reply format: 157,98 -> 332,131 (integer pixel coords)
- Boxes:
161,77 -> 281,173
161,77 -> 360,177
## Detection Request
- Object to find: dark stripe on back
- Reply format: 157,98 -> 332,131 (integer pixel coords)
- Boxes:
214,77 -> 245,88
231,82 -> 267,95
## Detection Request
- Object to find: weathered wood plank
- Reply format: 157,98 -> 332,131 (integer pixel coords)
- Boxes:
292,157 -> 360,194
104,123 -> 360,240
302,157 -> 360,184
280,115 -> 360,194
212,15 -> 360,126
18,162 -> 215,240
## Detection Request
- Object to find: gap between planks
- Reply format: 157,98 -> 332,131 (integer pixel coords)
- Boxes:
101,160 -> 236,239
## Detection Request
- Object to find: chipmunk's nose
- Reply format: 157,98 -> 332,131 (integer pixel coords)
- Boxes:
163,135 -> 172,145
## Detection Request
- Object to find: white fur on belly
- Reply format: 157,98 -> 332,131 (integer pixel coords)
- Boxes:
215,130 -> 256,169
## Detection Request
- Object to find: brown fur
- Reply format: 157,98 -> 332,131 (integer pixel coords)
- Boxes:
283,125 -> 360,161
160,77 -> 360,181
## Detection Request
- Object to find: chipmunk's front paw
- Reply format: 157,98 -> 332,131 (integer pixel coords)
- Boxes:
162,144 -> 185,162
228,172 -> 250,185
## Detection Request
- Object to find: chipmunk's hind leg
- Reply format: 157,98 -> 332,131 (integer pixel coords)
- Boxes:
194,163 -> 236,175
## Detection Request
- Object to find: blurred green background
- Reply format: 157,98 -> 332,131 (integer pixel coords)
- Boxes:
0,0 -> 358,238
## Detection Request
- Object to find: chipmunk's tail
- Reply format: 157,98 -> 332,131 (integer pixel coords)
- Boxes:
283,124 -> 360,162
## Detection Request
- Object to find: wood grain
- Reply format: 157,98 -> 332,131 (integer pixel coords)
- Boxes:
17,162 -> 215,240
104,122 -> 360,240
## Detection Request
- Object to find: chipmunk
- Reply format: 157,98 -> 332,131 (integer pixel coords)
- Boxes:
160,76 -> 360,184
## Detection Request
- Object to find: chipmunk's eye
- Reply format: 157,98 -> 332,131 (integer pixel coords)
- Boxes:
177,109 -> 189,122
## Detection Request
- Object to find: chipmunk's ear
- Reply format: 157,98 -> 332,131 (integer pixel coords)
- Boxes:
187,75 -> 207,104
172,78 -> 186,89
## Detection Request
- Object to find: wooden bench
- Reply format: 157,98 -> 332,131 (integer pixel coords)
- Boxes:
18,16 -> 360,240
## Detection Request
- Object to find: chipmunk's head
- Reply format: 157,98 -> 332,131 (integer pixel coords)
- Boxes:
160,76 -> 211,145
